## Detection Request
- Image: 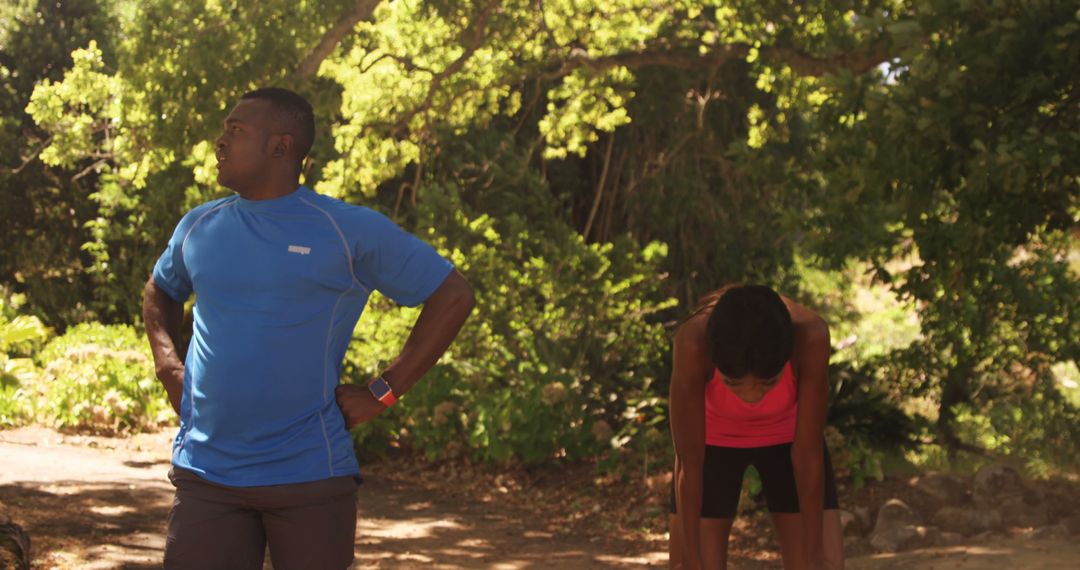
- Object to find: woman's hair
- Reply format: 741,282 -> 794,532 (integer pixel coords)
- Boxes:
703,284 -> 793,379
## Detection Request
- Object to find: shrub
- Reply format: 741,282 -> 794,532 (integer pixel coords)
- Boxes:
0,292 -> 50,427
343,188 -> 675,464
34,322 -> 172,433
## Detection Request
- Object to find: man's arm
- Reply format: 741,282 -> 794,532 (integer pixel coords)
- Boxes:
336,269 -> 476,427
669,314 -> 712,570
142,276 -> 186,414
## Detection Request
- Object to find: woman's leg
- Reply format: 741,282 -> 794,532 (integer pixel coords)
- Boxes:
822,509 -> 844,570
758,443 -> 845,570
770,512 -> 803,570
669,446 -> 749,569
770,510 -> 844,570
701,517 -> 736,569
669,513 -> 736,569
669,513 -> 682,569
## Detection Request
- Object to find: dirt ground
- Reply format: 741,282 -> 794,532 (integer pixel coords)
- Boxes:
2,426 -> 1078,569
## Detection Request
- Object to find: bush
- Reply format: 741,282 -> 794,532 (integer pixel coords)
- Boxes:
343,187 -> 675,465
0,292 -> 50,427
953,385 -> 1080,477
826,360 -> 926,487
34,322 -> 172,433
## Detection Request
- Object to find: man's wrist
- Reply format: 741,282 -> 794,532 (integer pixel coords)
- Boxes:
367,375 -> 397,407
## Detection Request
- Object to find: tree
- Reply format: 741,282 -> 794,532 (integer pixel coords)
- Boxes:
18,0 -> 1080,453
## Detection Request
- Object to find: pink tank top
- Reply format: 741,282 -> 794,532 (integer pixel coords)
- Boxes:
705,361 -> 798,448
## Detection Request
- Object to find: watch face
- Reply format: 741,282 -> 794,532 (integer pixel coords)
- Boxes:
368,378 -> 392,399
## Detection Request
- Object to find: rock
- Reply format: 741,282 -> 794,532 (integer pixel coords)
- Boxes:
973,508 -> 1004,532
969,530 -> 1005,543
932,506 -> 974,534
0,514 -> 31,570
932,505 -> 1003,535
873,498 -> 921,535
999,490 -> 1049,528
838,509 -> 862,537
915,525 -> 942,546
971,463 -> 1047,529
843,535 -> 874,557
853,506 -> 873,532
938,531 -> 964,546
1059,514 -> 1080,535
972,464 -> 1026,509
870,524 -> 939,553
870,525 -> 921,553
1031,524 -> 1070,540
914,471 -> 968,505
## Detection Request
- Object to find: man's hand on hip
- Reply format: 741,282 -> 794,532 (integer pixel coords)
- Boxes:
335,384 -> 385,428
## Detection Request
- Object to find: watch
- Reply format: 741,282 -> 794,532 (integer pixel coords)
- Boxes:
367,375 -> 397,407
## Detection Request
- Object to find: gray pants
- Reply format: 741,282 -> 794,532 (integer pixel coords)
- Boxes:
164,467 -> 359,570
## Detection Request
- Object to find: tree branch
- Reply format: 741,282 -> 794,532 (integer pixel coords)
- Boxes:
294,0 -> 382,80
356,20 -> 901,141
377,1 -> 499,138
583,131 -> 615,241
537,36 -> 895,80
7,135 -> 54,175
71,158 -> 110,182
766,37 -> 894,77
538,44 -> 749,80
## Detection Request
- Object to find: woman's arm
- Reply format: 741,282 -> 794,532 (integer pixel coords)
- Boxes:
669,314 -> 713,569
786,299 -> 832,569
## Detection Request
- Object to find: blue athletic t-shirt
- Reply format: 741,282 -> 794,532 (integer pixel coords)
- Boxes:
152,185 -> 453,487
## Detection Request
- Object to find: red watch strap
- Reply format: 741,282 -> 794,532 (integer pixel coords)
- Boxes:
377,390 -> 397,407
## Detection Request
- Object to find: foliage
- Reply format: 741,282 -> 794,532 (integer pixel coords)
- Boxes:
800,0 -> 1080,445
825,426 -> 885,489
344,181 -> 675,464
33,322 -> 172,433
0,0 -> 118,325
3,0 -> 1077,468
0,291 -> 50,426
827,361 -> 924,450
825,360 -> 925,487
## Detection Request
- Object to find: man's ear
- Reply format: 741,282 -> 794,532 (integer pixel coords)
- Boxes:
271,134 -> 294,158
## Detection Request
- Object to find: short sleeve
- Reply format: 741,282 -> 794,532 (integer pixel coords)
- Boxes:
152,211 -> 197,303
352,210 -> 454,307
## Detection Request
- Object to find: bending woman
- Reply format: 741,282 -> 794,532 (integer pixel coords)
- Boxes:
669,285 -> 843,570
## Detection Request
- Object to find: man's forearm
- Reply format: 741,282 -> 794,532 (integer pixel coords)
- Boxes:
382,270 -> 475,396
142,277 -> 186,412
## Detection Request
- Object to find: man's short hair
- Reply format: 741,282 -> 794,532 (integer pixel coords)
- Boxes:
706,284 -> 793,379
241,87 -> 315,164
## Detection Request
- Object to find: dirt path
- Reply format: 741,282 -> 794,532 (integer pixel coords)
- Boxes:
0,427 -> 664,569
3,427 -> 1078,569
845,539 -> 1080,569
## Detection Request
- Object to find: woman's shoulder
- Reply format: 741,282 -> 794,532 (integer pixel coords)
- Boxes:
783,298 -> 830,373
676,309 -> 709,340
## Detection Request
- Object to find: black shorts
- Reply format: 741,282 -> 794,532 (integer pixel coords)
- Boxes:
670,442 -> 840,518
165,467 -> 359,569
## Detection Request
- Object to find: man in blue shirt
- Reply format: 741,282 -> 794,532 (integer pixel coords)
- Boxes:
142,87 -> 475,569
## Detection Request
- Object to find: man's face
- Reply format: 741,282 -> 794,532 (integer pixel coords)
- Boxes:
214,99 -> 278,190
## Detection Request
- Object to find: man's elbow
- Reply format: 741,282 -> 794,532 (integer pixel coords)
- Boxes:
460,283 -> 477,313
142,277 -> 158,308
441,271 -> 476,314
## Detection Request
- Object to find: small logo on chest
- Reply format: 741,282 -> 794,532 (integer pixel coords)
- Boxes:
287,245 -> 312,255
